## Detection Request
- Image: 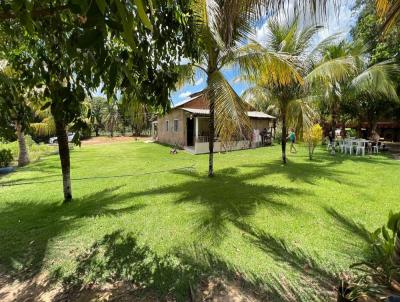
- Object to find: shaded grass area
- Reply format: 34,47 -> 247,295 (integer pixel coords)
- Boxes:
0,142 -> 399,300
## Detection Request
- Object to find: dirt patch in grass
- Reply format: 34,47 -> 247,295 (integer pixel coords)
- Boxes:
81,136 -> 152,146
0,274 -> 263,302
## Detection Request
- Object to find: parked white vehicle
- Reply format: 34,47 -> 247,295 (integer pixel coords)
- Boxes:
49,132 -> 75,144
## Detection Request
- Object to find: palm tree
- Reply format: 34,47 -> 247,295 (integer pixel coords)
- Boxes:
30,107 -> 56,137
309,41 -> 400,147
87,97 -> 107,137
241,17 -> 351,163
376,0 -> 400,33
182,0 -> 317,176
121,94 -> 149,136
104,98 -> 121,137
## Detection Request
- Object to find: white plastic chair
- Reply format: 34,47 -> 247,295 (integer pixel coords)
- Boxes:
344,141 -> 353,155
326,137 -> 332,151
339,140 -> 346,153
356,141 -> 367,156
372,144 -> 379,154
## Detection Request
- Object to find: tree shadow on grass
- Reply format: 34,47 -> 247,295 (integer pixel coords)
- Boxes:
241,158 -> 356,186
324,207 -> 372,258
48,230 -> 339,302
123,167 -> 306,244
0,186 -> 146,281
233,220 -> 340,301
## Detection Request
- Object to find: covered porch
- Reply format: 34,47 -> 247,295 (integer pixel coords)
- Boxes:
182,108 -> 275,154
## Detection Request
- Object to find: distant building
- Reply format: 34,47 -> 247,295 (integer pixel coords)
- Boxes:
152,92 -> 276,154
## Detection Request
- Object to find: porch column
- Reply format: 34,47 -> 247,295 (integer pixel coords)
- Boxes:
195,117 -> 199,142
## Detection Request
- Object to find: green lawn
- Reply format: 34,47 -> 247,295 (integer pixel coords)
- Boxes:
0,141 -> 398,300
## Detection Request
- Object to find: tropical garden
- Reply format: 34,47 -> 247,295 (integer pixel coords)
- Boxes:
0,0 -> 399,301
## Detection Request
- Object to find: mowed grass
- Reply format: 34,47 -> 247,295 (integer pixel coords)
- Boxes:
0,141 -> 399,300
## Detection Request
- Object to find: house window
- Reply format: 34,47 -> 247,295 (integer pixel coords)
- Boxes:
166,120 -> 169,131
173,119 -> 179,132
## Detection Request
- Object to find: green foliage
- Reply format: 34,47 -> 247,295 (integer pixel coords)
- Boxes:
0,135 -> 55,163
352,0 -> 400,64
0,149 -> 13,168
303,124 -> 323,160
349,211 -> 400,299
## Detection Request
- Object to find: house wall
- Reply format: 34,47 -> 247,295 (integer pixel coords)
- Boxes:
157,109 -> 187,147
251,118 -> 271,131
194,141 -> 253,154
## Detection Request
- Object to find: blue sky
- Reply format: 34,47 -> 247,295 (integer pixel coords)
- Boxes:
170,0 -> 358,106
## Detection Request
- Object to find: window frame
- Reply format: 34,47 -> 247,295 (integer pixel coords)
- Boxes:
173,119 -> 179,132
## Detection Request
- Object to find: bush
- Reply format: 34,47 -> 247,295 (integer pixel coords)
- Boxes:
0,149 -> 13,168
303,124 -> 323,160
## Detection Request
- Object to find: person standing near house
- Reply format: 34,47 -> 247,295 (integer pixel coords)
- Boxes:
287,128 -> 297,153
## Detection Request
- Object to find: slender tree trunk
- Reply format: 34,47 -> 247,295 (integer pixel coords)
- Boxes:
208,94 -> 215,177
15,121 -> 29,167
341,120 -> 346,138
95,128 -> 99,137
55,120 -> 72,202
281,109 -> 287,164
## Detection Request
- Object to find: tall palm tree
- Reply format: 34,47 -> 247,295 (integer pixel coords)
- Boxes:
241,17 -> 352,163
121,93 -> 149,136
183,0 -> 318,176
376,0 -> 400,33
104,98 -> 121,137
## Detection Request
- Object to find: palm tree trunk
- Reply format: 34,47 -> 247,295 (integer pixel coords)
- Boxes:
208,96 -> 215,177
55,120 -> 72,202
281,109 -> 287,164
15,121 -> 29,167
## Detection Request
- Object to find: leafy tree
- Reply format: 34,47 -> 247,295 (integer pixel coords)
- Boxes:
303,124 -> 323,160
121,93 -> 149,136
1,0 -> 196,201
87,97 -> 107,137
352,0 -> 400,63
0,66 -> 32,166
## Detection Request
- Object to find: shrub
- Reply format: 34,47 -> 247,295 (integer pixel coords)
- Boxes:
0,149 -> 13,168
303,124 -> 323,160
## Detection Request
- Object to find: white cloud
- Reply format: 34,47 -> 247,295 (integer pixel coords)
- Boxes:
194,77 -> 204,86
179,91 -> 192,99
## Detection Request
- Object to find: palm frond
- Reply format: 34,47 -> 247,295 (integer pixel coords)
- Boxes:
229,41 -> 303,87
376,0 -> 400,34
306,56 -> 357,87
174,64 -> 197,90
208,70 -> 252,145
350,60 -> 400,101
30,116 -> 56,136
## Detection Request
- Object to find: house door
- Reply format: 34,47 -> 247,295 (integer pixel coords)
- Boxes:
187,118 -> 194,146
